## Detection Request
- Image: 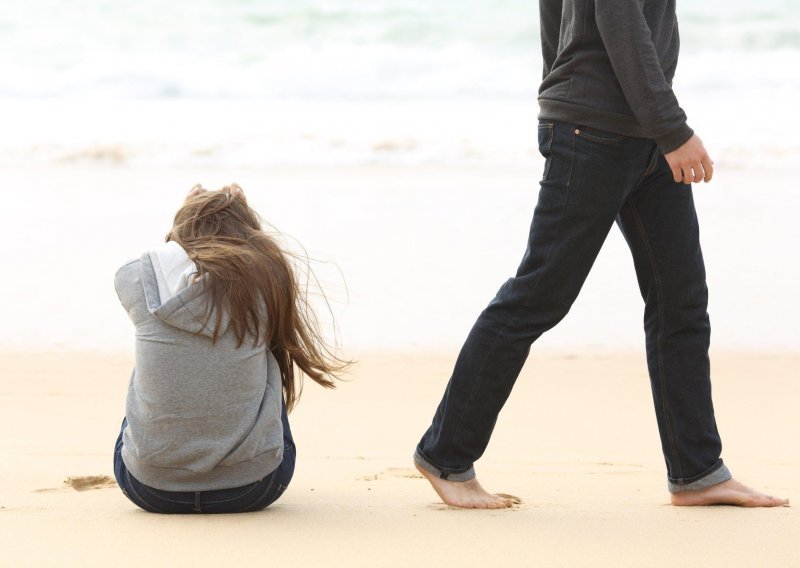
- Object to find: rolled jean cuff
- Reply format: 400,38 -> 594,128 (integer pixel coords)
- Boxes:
413,449 -> 476,482
668,461 -> 732,494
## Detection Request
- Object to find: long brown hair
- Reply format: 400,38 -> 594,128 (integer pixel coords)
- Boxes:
167,184 -> 348,410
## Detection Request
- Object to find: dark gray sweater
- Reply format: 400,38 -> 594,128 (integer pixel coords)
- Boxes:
538,0 -> 693,153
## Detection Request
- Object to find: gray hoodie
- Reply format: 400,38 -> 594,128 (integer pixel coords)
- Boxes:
114,241 -> 284,492
538,0 -> 693,153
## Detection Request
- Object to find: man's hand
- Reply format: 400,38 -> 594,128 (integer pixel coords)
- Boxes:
664,134 -> 714,184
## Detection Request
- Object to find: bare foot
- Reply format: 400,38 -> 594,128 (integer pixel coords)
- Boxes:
671,478 -> 789,507
414,463 -> 514,509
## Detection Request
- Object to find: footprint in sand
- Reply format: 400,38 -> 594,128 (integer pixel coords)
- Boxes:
35,475 -> 117,493
65,475 -> 117,491
495,493 -> 523,504
387,467 -> 424,479
355,468 -> 523,508
358,468 -> 424,481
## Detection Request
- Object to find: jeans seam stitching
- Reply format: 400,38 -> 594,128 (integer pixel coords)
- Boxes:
541,125 -> 554,180
643,148 -> 660,177
575,130 -> 626,144
628,199 -> 684,477
566,125 -> 576,188
139,483 -> 195,505
631,145 -> 660,192
243,472 -> 279,512
202,481 -> 263,505
126,472 -> 167,513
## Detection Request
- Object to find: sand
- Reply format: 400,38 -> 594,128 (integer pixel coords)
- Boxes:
0,350 -> 797,567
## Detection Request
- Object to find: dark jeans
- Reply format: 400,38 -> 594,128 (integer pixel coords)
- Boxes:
114,406 -> 296,513
415,120 -> 731,493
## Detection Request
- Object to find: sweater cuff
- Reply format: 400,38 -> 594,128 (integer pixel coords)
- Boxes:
655,123 -> 694,154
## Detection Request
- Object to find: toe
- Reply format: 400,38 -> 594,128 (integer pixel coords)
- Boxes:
768,496 -> 790,507
752,492 -> 780,507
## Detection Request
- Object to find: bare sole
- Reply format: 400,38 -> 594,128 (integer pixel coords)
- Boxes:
671,479 -> 789,507
414,462 -> 514,509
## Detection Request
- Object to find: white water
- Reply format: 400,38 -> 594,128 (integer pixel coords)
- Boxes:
1,0 -> 798,168
1,1 -> 798,352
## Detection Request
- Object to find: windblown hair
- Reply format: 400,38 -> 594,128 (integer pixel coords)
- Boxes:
166,184 -> 347,410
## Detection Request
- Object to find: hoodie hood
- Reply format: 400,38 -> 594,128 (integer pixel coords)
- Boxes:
150,240 -> 197,303
139,241 -> 230,338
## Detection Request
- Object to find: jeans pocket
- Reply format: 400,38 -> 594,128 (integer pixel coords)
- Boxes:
202,480 -> 263,506
574,125 -> 627,145
538,122 -> 555,180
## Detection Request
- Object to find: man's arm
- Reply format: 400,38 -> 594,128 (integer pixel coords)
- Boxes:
540,0 -> 563,79
595,0 -> 712,183
594,0 -> 690,152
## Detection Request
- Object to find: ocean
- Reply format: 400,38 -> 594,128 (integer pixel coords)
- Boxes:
1,1 -> 798,353
1,0 -> 798,168
3,0 -> 799,98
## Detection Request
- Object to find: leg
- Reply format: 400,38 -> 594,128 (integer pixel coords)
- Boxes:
112,418 -> 127,491
415,122 -> 655,508
243,400 -> 296,511
617,155 -> 788,507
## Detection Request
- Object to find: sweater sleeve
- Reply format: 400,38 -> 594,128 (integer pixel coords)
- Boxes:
594,0 -> 693,152
113,260 -> 142,319
540,0 -> 563,79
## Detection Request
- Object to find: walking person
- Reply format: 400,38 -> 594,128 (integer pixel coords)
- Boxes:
413,0 -> 789,509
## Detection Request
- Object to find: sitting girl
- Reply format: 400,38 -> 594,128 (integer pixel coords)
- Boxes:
112,184 -> 347,513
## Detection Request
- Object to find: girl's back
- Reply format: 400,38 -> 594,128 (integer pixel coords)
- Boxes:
113,185 -> 346,512
114,243 -> 284,492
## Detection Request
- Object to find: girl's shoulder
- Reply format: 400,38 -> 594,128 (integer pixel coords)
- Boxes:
113,257 -> 144,313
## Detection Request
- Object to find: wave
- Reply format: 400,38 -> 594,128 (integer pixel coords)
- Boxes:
1,94 -> 797,170
0,0 -> 797,100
